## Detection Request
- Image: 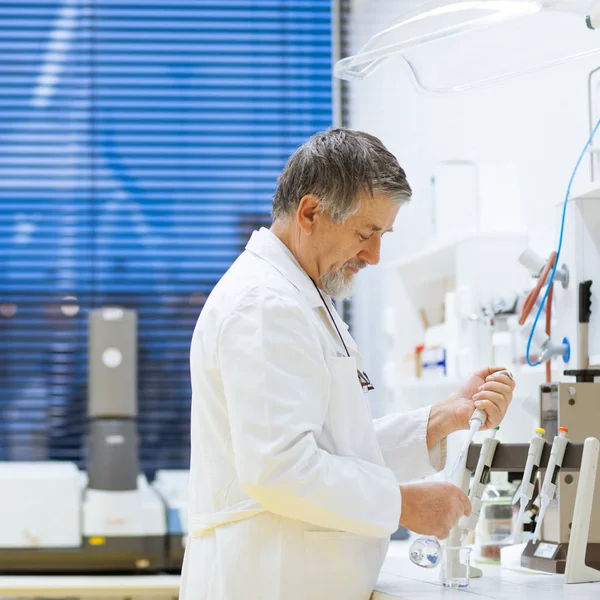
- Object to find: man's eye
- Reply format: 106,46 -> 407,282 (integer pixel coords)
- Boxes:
358,233 -> 370,241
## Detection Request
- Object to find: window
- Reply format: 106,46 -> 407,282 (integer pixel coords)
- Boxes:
0,0 -> 333,475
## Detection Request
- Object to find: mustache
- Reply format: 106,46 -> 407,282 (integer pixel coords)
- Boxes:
343,260 -> 368,271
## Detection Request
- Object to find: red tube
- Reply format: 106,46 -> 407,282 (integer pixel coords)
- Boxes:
518,251 -> 557,326
518,252 -> 556,381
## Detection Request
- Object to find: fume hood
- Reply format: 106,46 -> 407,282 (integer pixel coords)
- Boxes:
335,0 -> 600,93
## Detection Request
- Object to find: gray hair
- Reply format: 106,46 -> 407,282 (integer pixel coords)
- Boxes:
272,128 -> 412,223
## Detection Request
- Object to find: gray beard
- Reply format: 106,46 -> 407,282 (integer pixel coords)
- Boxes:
320,268 -> 356,300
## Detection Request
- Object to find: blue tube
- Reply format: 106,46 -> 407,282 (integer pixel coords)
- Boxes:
526,119 -> 600,367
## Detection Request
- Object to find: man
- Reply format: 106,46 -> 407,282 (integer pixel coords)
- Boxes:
180,129 -> 514,600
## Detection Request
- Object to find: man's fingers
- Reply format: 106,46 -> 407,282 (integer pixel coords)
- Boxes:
477,366 -> 509,380
487,372 -> 516,390
478,381 -> 513,400
472,398 -> 503,426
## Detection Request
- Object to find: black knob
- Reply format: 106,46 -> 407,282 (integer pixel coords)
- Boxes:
579,280 -> 592,324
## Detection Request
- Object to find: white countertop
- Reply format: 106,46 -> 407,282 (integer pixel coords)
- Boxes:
374,541 -> 600,599
0,541 -> 598,599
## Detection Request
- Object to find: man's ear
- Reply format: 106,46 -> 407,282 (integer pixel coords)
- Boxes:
296,194 -> 321,235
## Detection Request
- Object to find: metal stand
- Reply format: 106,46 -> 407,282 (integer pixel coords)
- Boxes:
564,437 -> 600,584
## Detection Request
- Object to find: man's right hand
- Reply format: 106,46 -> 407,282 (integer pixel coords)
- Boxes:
398,482 -> 471,540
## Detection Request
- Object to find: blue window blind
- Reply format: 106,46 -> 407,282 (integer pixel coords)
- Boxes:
0,0 -> 333,475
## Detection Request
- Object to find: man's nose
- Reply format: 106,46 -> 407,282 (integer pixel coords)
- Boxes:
359,235 -> 381,266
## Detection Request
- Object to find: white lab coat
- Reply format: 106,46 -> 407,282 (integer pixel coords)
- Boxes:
180,228 -> 446,600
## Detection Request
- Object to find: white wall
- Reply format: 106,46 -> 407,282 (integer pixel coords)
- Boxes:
347,0 -> 600,418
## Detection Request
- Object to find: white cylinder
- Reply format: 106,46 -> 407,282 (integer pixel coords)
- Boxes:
518,248 -> 546,275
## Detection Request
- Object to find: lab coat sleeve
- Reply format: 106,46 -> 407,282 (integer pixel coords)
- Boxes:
373,406 -> 447,483
217,292 -> 401,539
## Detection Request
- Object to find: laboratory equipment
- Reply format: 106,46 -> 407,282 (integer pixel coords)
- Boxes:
440,546 -> 472,588
474,484 -> 517,563
517,249 -> 571,380
465,431 -> 600,583
452,372 -> 512,481
408,407 -> 487,568
82,308 -> 167,570
458,372 -> 600,580
578,281 -> 593,369
538,338 -> 572,364
564,437 -> 600,583
409,536 -> 443,568
521,372 -> 600,574
409,382 -> 501,569
151,469 -> 190,571
334,0 -> 600,92
518,248 -> 569,288
0,308 -> 186,574
533,427 -> 570,543
521,117 -> 600,375
0,462 -> 81,549
541,384 -> 559,440
513,428 -> 547,543
459,427 -> 500,540
409,371 -> 512,570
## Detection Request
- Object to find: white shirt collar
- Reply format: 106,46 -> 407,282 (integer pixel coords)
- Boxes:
245,227 -> 325,309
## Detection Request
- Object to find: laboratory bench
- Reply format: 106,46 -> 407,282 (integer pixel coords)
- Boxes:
0,540 -> 598,599
374,541 -> 599,599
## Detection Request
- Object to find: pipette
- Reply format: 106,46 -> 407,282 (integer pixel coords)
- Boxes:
459,427 -> 500,540
449,370 -> 512,482
410,371 -> 513,568
533,427 -> 569,543
448,409 -> 485,483
513,428 -> 546,543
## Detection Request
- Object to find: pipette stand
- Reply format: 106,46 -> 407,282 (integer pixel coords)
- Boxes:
564,437 -> 600,584
443,465 -> 483,580
524,373 -> 600,576
466,439 -> 600,583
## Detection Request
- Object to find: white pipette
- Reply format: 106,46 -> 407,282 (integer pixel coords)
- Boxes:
513,428 -> 546,543
533,427 -> 570,543
448,370 -> 513,482
409,370 -> 513,569
459,426 -> 500,540
410,408 -> 491,569
449,407 -> 491,482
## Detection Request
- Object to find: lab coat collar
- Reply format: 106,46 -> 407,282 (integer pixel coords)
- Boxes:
245,228 -> 325,309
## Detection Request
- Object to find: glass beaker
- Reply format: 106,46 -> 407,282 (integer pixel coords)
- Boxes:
440,546 -> 472,588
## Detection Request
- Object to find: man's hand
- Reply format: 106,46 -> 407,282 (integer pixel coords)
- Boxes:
399,482 -> 471,539
427,367 -> 515,448
450,366 -> 515,431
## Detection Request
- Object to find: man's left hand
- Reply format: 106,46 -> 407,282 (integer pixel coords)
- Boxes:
448,366 -> 515,431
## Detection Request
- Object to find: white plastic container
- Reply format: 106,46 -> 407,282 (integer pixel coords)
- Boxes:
0,461 -> 81,548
